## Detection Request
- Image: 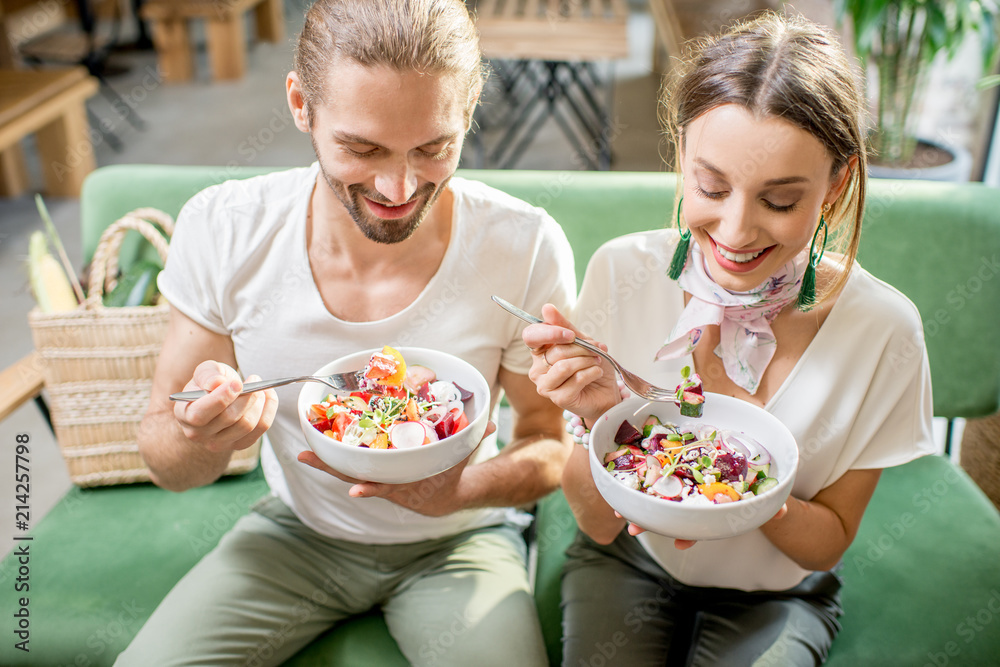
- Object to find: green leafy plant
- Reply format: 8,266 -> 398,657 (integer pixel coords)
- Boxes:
836,0 -> 1000,167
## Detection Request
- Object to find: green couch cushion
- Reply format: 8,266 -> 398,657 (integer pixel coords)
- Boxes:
0,467 -> 413,666
829,455 -> 1000,666
0,469 -> 268,666
533,489 -> 578,667
856,180 -> 1000,419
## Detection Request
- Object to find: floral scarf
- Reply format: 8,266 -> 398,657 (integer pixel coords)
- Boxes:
655,242 -> 806,395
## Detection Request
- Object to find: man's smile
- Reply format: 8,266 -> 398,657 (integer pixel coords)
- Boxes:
363,197 -> 420,220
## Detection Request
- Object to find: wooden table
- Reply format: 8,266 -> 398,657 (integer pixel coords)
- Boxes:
472,0 -> 630,169
140,0 -> 284,83
475,0 -> 629,62
0,66 -> 99,197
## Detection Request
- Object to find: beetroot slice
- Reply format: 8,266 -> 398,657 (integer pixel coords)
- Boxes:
614,419 -> 643,445
435,412 -> 455,440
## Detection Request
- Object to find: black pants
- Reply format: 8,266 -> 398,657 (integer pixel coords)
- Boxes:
561,530 -> 843,667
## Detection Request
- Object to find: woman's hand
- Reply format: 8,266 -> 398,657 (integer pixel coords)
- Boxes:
522,304 -> 620,423
614,512 -> 697,550
615,503 -> 788,550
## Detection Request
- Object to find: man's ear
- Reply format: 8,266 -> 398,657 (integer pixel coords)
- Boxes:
287,71 -> 311,133
465,87 -> 482,133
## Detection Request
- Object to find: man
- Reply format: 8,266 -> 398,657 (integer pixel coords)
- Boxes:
116,1 -> 575,665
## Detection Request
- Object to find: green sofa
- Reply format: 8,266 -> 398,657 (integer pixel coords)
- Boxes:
2,165 -> 999,666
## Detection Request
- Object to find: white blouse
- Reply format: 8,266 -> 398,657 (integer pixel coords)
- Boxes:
574,229 -> 935,591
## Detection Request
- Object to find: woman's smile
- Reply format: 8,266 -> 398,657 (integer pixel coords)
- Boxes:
709,236 -> 775,273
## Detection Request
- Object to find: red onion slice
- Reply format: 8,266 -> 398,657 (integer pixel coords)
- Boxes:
729,434 -> 771,466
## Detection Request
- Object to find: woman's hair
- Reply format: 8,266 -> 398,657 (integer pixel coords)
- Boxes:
662,11 -> 867,304
294,0 -> 487,124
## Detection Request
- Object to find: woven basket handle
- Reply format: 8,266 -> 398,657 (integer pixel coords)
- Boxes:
86,209 -> 173,309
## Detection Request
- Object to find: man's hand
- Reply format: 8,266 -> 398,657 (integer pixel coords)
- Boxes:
296,422 -> 497,517
173,361 -> 278,453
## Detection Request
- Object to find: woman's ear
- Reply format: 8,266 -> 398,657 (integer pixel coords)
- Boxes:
287,71 -> 311,133
827,154 -> 859,203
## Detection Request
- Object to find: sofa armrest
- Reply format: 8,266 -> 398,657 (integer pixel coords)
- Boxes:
0,351 -> 45,422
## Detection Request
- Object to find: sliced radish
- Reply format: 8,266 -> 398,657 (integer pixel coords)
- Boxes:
643,455 -> 662,488
651,474 -> 682,498
389,422 -> 428,449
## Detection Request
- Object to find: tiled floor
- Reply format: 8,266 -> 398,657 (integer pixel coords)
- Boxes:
0,1 -> 981,559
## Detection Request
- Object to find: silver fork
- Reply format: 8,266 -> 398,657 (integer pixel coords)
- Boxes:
169,370 -> 365,402
491,296 -> 677,402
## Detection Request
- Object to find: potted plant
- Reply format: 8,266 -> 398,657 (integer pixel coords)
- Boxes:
836,0 -> 1000,179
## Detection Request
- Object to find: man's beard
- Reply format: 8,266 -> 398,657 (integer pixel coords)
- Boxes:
315,155 -> 448,245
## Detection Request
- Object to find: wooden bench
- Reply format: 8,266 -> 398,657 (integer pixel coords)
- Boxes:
0,351 -> 44,423
140,0 -> 284,83
0,66 -> 99,197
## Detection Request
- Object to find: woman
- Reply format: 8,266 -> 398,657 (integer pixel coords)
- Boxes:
523,12 -> 935,666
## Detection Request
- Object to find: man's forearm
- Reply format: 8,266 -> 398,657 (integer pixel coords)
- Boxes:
461,434 -> 570,509
137,409 -> 233,492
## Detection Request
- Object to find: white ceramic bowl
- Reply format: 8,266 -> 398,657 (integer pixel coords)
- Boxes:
589,393 -> 799,541
298,347 -> 490,484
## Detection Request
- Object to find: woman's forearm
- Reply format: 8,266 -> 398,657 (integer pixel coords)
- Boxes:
562,446 -> 626,544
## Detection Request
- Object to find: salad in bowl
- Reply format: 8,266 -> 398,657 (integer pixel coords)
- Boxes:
306,346 -> 474,450
589,392 -> 798,541
298,346 -> 489,484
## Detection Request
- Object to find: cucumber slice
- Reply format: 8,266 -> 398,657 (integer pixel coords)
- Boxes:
750,477 -> 779,496
679,400 -> 704,418
642,415 -> 662,438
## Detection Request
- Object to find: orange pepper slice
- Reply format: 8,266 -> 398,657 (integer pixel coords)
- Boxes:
405,397 -> 420,421
365,346 -> 407,387
698,482 -> 742,503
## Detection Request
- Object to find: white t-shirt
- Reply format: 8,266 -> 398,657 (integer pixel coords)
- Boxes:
158,164 -> 576,544
573,230 -> 935,591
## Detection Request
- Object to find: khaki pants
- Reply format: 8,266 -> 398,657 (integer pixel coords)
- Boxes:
115,495 -> 547,667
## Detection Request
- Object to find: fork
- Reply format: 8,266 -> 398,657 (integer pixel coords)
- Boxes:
169,370 -> 365,402
491,296 -> 678,402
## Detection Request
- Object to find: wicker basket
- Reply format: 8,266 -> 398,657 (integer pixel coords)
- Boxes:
28,209 -> 260,487
960,412 -> 1000,513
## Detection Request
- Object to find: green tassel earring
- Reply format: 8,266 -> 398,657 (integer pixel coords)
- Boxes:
797,207 -> 829,311
668,196 -> 690,280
